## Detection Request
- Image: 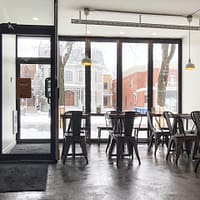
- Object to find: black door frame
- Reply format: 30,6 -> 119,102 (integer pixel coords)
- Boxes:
0,23 -> 58,162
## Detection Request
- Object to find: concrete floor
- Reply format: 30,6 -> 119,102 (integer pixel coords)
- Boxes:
0,144 -> 200,200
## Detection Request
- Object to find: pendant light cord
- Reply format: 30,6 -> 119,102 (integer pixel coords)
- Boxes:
185,15 -> 195,69
189,18 -> 191,60
81,8 -> 92,66
85,13 -> 88,43
84,8 -> 89,47
187,15 -> 192,61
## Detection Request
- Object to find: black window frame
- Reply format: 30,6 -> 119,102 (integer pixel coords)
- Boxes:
59,36 -> 182,141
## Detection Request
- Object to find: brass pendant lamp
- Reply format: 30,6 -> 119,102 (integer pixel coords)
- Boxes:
185,15 -> 195,70
81,8 -> 92,67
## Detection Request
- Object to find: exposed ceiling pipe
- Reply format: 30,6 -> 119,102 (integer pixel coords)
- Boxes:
71,18 -> 200,31
87,8 -> 186,18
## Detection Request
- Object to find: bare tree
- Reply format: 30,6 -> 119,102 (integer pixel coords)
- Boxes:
59,42 -> 74,106
157,44 -> 176,107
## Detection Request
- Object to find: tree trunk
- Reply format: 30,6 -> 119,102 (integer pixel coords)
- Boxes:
157,44 -> 176,107
58,42 -> 73,106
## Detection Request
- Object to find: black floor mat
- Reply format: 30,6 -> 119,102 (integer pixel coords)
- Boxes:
0,163 -> 48,192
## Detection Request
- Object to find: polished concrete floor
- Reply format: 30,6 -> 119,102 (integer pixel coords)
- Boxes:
0,144 -> 200,200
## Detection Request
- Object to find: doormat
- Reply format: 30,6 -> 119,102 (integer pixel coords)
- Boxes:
0,163 -> 48,193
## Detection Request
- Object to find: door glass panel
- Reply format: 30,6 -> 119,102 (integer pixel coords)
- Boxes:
18,37 -> 50,58
20,64 -> 51,139
153,43 -> 178,113
90,42 -> 117,139
58,41 -> 85,139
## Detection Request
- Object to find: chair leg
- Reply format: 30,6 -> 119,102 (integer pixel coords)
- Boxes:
105,134 -> 111,153
185,140 -> 192,159
72,142 -> 76,159
148,134 -> 154,152
165,136 -> 169,148
166,138 -> 173,161
133,144 -> 141,165
132,140 -> 141,165
127,138 -> 140,163
192,141 -> 199,160
80,138 -> 88,164
127,141 -> 133,158
116,140 -> 123,167
98,128 -> 101,145
61,138 -> 66,160
134,129 -> 139,143
62,140 -> 71,164
108,138 -> 115,159
175,141 -> 182,165
154,135 -> 161,156
195,158 -> 200,172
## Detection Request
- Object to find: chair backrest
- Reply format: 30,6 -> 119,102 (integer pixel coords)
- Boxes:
124,111 -> 139,136
63,111 -> 83,136
163,111 -> 175,135
105,110 -> 124,134
147,111 -> 156,132
191,111 -> 200,136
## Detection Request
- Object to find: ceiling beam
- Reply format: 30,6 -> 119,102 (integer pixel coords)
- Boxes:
71,18 -> 200,31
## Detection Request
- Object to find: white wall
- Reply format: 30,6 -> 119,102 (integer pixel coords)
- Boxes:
2,34 -> 16,153
182,31 -> 200,112
0,0 -> 54,25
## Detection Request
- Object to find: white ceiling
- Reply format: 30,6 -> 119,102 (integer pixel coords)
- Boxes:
1,0 -> 200,38
59,0 -> 200,38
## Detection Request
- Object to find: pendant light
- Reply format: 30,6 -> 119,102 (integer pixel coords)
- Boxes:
81,8 -> 92,67
185,15 -> 195,70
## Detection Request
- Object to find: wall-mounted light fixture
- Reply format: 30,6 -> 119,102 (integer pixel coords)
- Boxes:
81,8 -> 92,67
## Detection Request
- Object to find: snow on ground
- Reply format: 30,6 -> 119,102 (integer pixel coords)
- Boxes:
20,112 -> 148,139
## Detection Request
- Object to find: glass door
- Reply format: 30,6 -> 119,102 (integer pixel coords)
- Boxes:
1,35 -> 54,158
17,63 -> 51,141
14,36 -> 52,155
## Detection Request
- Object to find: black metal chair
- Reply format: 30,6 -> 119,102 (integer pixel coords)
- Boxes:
190,111 -> 200,172
105,110 -> 123,153
163,111 -> 197,165
107,111 -> 141,166
61,111 -> 88,164
134,114 -> 149,143
147,111 -> 170,155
